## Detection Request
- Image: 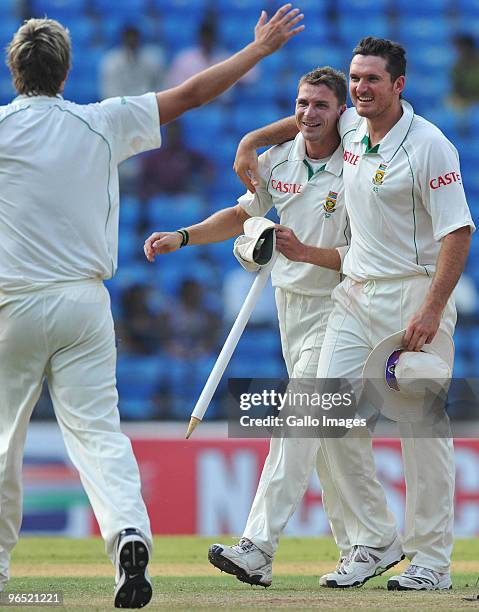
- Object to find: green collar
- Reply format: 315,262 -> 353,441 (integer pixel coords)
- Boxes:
361,134 -> 380,154
303,159 -> 327,181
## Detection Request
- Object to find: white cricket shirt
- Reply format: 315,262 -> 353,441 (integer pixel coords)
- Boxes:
0,92 -> 161,292
339,100 -> 475,280
238,133 -> 350,296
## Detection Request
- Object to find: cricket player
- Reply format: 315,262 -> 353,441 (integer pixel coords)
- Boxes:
144,67 -> 403,588
0,10 -> 304,608
234,36 -> 475,590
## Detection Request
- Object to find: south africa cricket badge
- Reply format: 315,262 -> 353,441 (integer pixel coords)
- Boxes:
323,191 -> 338,218
373,163 -> 387,186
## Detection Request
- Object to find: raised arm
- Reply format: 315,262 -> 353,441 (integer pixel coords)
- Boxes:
144,205 -> 251,262
234,117 -> 298,192
156,5 -> 304,125
403,225 -> 472,351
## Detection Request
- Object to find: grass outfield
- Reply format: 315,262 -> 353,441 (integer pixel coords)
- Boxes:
4,537 -> 479,610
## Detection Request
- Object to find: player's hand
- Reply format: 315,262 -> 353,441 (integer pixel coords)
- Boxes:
403,304 -> 443,351
144,231 -> 182,262
234,137 -> 260,193
275,225 -> 308,262
253,4 -> 305,56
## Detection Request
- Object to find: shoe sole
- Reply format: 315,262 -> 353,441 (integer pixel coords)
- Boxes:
208,547 -> 271,588
326,554 -> 405,589
388,579 -> 452,591
114,539 -> 152,608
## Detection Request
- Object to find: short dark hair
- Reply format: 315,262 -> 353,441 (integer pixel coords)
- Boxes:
352,36 -> 406,82
297,66 -> 347,106
7,18 -> 71,96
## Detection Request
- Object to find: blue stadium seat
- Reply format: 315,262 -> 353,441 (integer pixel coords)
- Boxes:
31,0 -> 87,17
161,13 -> 201,50
457,0 -> 479,15
117,354 -> 163,419
69,47 -> 103,80
66,18 -> 98,47
0,18 -> 21,49
92,0 -> 148,17
395,0 -> 449,13
152,249 -> 214,296
180,106 -> 225,135
405,72 -> 449,108
396,17 -> 450,45
98,17 -> 161,46
293,45 -> 349,75
218,12 -> 262,49
336,0 -> 391,14
231,105 -> 283,135
147,194 -> 205,230
152,0 -> 207,13
118,228 -> 143,265
0,0 -> 18,18
423,108 -> 460,138
407,44 -> 454,73
63,76 -> 99,104
166,356 -> 222,419
338,16 -> 391,44
228,356 -> 286,379
455,15 -> 479,39
0,61 -> 15,104
205,240 -> 239,272
236,329 -> 281,361
119,196 -> 142,229
290,18 -> 330,46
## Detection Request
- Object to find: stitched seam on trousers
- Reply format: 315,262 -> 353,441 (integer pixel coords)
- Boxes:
298,297 -> 324,378
403,434 -> 418,561
317,438 -> 352,547
279,290 -> 293,376
322,286 -> 351,379
317,282 -> 358,544
399,279 -> 404,329
251,438 -> 287,555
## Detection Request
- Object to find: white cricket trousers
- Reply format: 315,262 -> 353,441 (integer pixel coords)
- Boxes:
316,275 -> 456,573
243,288 -> 395,558
0,280 -> 152,586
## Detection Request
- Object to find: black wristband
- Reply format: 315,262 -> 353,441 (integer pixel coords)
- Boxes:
176,229 -> 189,247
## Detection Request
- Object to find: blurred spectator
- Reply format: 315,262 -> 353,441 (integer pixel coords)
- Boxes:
454,273 -> 479,326
117,283 -> 169,355
138,122 -> 215,200
166,279 -> 221,359
166,20 -> 227,88
223,267 -> 277,328
166,18 -> 257,91
99,25 -> 165,100
450,34 -> 479,108
100,26 -> 166,194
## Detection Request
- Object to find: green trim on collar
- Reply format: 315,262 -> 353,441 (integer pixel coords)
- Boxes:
303,159 -> 326,181
361,134 -> 380,154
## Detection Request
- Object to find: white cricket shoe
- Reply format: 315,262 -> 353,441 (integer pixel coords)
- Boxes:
114,528 -> 152,608
319,556 -> 347,587
208,538 -> 272,587
387,564 -> 452,590
321,536 -> 404,588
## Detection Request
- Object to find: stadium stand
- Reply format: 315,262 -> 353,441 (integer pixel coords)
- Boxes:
6,0 -> 477,420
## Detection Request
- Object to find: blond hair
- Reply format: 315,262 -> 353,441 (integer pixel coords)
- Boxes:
7,18 -> 71,96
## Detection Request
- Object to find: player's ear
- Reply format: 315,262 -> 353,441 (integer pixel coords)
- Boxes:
394,75 -> 405,96
339,104 -> 347,116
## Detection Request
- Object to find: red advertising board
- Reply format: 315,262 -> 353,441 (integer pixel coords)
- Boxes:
120,438 -> 479,536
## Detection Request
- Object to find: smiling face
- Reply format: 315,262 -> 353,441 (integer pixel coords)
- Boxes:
349,54 -> 404,120
295,82 -> 344,149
